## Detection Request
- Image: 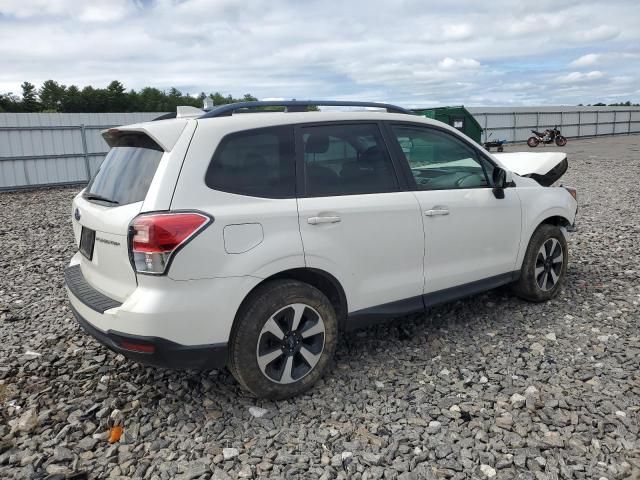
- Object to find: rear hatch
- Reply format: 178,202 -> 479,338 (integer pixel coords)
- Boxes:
71,132 -> 165,302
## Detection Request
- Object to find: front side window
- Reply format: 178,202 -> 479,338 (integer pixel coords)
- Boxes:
205,126 -> 295,198
391,124 -> 492,190
302,123 -> 398,196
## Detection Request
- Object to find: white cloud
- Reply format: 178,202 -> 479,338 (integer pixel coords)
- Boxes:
570,52 -> 640,68
555,71 -> 605,83
569,25 -> 620,42
506,14 -> 565,36
570,54 -> 601,67
0,0 -> 638,106
437,58 -> 481,70
0,0 -> 134,22
0,0 -> 73,17
441,24 -> 473,41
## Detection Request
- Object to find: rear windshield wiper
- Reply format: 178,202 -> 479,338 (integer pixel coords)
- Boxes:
84,193 -> 120,204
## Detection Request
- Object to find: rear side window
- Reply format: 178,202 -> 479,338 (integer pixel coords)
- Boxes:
85,133 -> 163,206
205,126 -> 295,198
302,123 -> 398,196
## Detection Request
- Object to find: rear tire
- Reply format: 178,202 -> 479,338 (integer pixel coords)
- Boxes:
527,136 -> 539,148
512,224 -> 567,302
555,135 -> 567,147
228,280 -> 338,399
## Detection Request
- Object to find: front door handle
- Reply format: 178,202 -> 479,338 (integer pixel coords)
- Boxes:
307,216 -> 341,225
424,209 -> 450,216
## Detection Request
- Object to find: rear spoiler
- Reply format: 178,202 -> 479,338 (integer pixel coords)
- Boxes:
101,119 -> 188,152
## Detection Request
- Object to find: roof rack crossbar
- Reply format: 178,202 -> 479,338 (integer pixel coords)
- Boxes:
199,100 -> 412,118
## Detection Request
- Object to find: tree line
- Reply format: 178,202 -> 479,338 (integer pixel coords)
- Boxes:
578,101 -> 639,107
0,80 -> 259,113
2,80 -> 637,113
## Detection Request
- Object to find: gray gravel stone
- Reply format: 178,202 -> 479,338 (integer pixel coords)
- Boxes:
1,136 -> 640,479
222,447 -> 239,460
176,462 -> 210,480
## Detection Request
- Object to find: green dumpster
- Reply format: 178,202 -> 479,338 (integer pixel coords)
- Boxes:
410,106 -> 482,144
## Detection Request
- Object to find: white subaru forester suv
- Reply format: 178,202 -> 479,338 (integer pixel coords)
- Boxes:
65,101 -> 577,399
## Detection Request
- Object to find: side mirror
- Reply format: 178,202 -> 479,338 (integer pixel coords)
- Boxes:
492,167 -> 507,199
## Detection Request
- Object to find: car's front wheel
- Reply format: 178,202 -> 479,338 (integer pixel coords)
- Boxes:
228,280 -> 338,399
512,224 -> 568,302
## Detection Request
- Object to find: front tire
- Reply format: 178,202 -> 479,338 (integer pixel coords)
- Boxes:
512,224 -> 568,302
527,136 -> 540,148
555,135 -> 567,146
228,280 -> 338,399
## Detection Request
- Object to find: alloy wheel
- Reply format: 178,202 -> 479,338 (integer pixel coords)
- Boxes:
256,303 -> 326,384
535,238 -> 564,291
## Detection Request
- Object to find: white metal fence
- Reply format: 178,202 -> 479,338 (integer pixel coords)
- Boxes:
0,112 -> 162,191
467,106 -> 640,143
1,107 -> 639,190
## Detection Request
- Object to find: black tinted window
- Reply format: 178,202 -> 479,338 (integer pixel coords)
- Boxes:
302,124 -> 397,196
205,126 -> 295,198
85,134 -> 163,206
391,125 -> 491,190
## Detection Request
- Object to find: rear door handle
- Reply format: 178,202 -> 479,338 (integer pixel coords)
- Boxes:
307,216 -> 341,225
424,209 -> 449,216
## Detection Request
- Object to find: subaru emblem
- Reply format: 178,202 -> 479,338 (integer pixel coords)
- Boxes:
74,208 -> 81,221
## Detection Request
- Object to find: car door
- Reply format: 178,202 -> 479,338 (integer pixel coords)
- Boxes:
386,122 -> 522,299
295,122 -> 425,317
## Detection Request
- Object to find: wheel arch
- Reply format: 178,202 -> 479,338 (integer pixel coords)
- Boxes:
535,214 -> 574,243
517,211 -> 574,270
538,214 -> 572,229
233,267 -> 349,332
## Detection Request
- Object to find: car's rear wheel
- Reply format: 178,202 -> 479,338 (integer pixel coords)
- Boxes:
512,224 -> 567,302
228,280 -> 337,399
527,136 -> 540,148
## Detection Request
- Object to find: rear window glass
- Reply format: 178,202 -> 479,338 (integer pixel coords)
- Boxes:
85,134 -> 163,206
205,126 -> 295,198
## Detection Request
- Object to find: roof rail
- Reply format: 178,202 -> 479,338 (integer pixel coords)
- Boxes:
199,100 -> 412,118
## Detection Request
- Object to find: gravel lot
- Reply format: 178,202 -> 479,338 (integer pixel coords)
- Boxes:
1,135 -> 639,480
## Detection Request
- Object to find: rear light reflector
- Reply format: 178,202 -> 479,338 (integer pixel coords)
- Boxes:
119,340 -> 156,354
129,211 -> 212,275
563,186 -> 577,201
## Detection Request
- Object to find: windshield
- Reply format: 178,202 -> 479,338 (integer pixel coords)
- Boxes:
85,133 -> 163,206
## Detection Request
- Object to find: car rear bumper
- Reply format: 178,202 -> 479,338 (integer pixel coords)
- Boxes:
64,262 -> 230,370
69,303 -> 228,369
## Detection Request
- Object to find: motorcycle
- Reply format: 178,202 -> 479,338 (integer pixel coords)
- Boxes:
527,126 -> 567,147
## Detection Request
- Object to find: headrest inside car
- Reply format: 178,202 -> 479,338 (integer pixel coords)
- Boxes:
361,146 -> 384,163
305,134 -> 330,154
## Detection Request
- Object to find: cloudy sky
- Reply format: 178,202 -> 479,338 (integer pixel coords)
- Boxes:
0,0 -> 639,107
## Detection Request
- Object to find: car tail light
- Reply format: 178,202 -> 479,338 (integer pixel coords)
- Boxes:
129,211 -> 212,275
